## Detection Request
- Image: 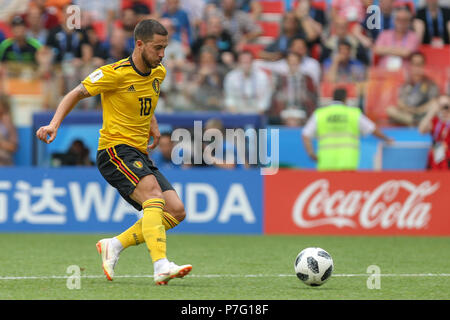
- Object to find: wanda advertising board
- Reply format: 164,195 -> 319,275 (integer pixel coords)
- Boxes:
265,170 -> 450,236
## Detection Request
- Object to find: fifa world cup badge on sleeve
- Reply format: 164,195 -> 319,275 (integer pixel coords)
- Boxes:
89,69 -> 104,83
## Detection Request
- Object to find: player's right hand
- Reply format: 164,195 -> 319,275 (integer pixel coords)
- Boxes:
36,125 -> 57,144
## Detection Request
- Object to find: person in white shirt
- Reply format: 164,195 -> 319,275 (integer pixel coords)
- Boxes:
224,50 -> 272,114
254,37 -> 321,88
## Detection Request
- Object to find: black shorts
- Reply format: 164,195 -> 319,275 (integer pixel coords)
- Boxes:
96,144 -> 174,211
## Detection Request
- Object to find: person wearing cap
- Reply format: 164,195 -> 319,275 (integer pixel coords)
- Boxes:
419,95 -> 450,170
0,15 -> 42,63
302,88 -> 393,171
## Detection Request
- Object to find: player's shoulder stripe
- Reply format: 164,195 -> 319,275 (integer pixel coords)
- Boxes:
111,57 -> 132,70
113,63 -> 132,70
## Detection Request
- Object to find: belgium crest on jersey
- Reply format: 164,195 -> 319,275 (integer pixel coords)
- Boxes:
152,78 -> 160,94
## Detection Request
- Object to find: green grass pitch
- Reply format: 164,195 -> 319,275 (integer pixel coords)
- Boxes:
0,233 -> 449,300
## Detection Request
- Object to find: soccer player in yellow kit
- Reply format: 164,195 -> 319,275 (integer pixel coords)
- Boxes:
36,19 -> 192,285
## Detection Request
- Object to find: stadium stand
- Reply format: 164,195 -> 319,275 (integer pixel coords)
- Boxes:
0,0 -> 448,167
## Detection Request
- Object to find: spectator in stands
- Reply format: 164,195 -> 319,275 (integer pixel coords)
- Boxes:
25,5 -> 49,45
45,7 -> 87,63
43,0 -> 72,22
374,6 -> 420,71
191,14 -> 234,66
259,12 -> 306,61
162,0 -> 192,46
75,0 -> 120,40
255,37 -> 321,88
353,0 -> 396,47
280,108 -> 306,127
323,39 -> 367,83
104,27 -> 130,64
419,94 -> 450,170
159,17 -> 193,112
386,52 -> 440,126
293,0 -> 326,45
414,0 -> 450,46
224,50 -> 272,114
177,0 -> 206,41
186,47 -> 226,111
0,15 -> 42,64
302,88 -> 392,171
0,0 -> 29,22
160,18 -> 188,67
331,0 -> 365,24
81,26 -> 109,67
119,7 -> 140,57
76,25 -> 109,110
201,118 -> 247,169
122,0 -> 152,18
207,0 -> 262,21
320,16 -> 369,66
272,51 -> 318,125
27,0 -> 60,31
150,132 -> 182,169
218,0 -> 262,51
0,94 -> 18,166
54,139 -> 94,166
44,5 -> 88,93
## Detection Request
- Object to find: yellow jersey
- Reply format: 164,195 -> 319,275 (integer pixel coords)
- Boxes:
81,56 -> 165,154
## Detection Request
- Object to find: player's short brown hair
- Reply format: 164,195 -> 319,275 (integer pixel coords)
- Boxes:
134,19 -> 168,43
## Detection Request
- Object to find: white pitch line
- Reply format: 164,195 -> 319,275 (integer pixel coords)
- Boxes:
0,273 -> 450,280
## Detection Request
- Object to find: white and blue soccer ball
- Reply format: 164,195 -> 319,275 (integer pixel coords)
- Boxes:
294,247 -> 334,286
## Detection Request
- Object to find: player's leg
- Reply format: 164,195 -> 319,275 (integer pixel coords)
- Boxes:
161,190 -> 185,230
112,190 -> 184,249
130,174 -> 192,285
95,146 -> 145,280
104,168 -> 185,257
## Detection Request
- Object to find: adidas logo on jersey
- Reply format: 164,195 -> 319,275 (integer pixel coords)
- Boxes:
127,85 -> 136,92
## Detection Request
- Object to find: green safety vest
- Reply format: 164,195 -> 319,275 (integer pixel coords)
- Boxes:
316,104 -> 361,171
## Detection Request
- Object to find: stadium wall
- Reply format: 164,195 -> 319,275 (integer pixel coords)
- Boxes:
14,125 -> 432,169
0,167 -> 449,236
0,167 -> 263,234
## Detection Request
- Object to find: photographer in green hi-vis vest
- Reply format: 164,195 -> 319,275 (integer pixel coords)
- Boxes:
302,88 -> 394,171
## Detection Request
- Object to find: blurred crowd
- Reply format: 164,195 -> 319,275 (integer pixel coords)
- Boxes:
0,0 -> 449,168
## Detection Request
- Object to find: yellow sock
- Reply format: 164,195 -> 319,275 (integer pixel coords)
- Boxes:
162,211 -> 180,230
115,218 -> 144,249
115,211 -> 179,249
141,198 -> 167,263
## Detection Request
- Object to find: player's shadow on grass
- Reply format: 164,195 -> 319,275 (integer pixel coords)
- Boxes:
108,278 -> 199,288
288,284 -> 338,291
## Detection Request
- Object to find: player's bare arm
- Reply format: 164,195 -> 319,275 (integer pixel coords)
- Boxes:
148,114 -> 161,150
36,83 -> 91,144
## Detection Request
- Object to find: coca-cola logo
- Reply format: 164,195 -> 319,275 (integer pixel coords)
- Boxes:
292,179 -> 440,229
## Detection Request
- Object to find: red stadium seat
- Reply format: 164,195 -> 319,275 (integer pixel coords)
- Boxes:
0,21 -> 11,38
419,45 -> 450,68
242,43 -> 266,59
424,66 -> 449,95
259,1 -> 284,13
311,1 -> 327,11
258,21 -> 280,38
364,68 -> 406,124
91,21 -> 107,41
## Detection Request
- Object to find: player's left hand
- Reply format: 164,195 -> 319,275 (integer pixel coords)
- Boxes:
148,126 -> 161,150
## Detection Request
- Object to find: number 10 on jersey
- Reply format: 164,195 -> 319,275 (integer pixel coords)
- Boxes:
139,97 -> 152,116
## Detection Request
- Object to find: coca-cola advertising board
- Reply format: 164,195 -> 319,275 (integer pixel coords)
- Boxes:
264,170 -> 450,235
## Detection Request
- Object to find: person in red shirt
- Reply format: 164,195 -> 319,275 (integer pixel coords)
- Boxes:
419,95 -> 450,170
